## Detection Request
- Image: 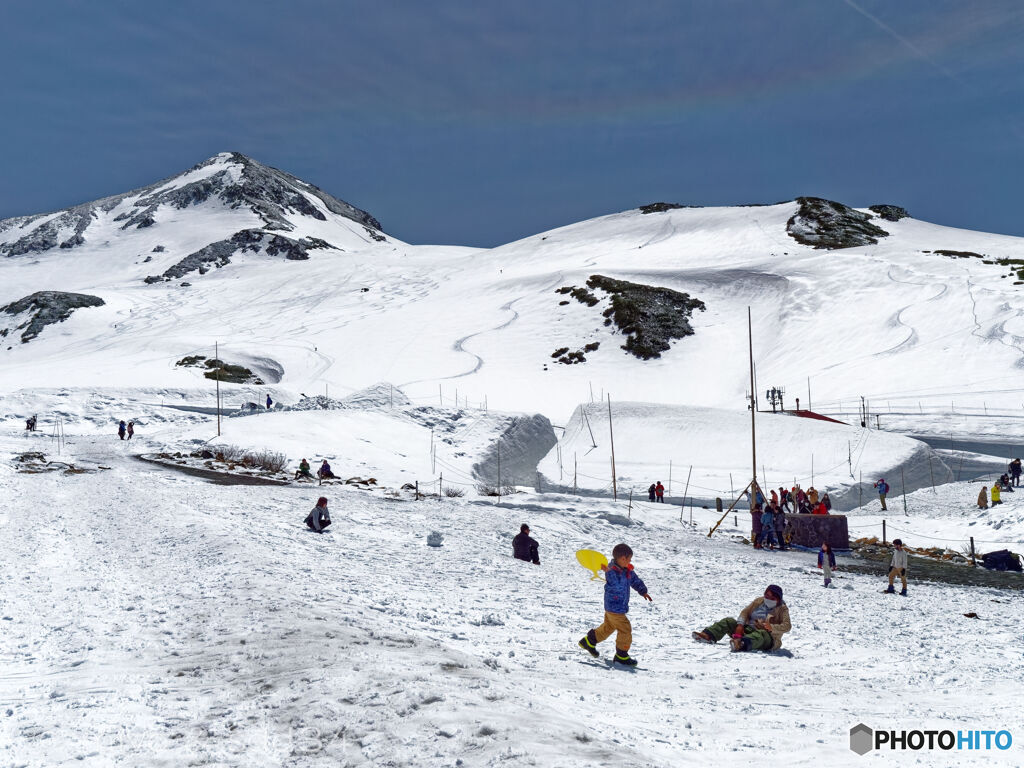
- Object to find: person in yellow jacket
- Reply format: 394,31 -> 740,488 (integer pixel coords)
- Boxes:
691,585 -> 792,651
991,481 -> 1002,506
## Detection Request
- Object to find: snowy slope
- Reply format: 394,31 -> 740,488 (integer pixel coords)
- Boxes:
1,429 -> 1021,767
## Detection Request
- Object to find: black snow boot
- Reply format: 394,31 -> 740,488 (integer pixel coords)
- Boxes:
578,630 -> 599,658
613,649 -> 638,666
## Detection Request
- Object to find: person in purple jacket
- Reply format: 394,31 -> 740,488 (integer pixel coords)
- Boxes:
578,543 -> 653,666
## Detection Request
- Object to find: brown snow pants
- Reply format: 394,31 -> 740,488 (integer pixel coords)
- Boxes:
593,611 -> 632,651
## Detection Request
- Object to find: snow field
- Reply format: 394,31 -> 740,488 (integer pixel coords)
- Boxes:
1,431 -> 1022,766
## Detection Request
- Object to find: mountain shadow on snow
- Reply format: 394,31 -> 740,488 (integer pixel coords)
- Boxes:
786,197 -> 891,249
0,291 -> 105,343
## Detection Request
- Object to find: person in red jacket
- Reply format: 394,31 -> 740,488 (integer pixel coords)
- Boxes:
655,482 -> 665,503
811,501 -> 828,515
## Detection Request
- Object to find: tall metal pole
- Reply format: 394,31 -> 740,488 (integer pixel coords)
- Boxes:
608,394 -> 618,501
748,308 -> 757,513
215,341 -> 221,437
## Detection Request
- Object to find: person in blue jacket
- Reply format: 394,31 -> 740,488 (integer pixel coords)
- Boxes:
817,541 -> 837,587
578,543 -> 653,666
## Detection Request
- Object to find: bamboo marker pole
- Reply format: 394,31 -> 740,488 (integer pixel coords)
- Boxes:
608,394 -> 617,501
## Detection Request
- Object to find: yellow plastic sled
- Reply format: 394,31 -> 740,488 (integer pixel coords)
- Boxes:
576,549 -> 608,580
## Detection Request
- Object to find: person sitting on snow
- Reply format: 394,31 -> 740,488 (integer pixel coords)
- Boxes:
512,523 -> 540,565
692,584 -> 791,652
295,458 -> 314,480
304,497 -> 331,533
317,460 -> 336,482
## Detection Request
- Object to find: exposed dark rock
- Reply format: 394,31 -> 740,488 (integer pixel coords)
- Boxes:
586,275 -> 706,360
145,229 -> 331,283
175,355 -> 265,385
1,151 -> 386,257
786,197 -> 889,249
934,249 -> 983,258
868,204 -> 910,222
152,245 -> 165,252
0,291 -> 105,343
556,285 -> 599,307
639,202 -> 693,214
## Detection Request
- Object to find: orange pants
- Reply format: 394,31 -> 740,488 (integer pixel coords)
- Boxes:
593,611 -> 633,651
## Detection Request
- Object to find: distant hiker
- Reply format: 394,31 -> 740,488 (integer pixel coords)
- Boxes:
818,542 -> 836,588
655,481 -> 665,503
884,539 -> 908,595
873,478 -> 889,511
578,543 -> 652,667
692,584 -> 791,652
25,415 -> 37,431
118,420 -> 126,440
304,497 -> 331,533
1010,458 -> 1022,487
648,483 -> 656,501
512,523 -> 540,565
754,486 -> 764,507
317,460 -> 336,482
126,421 -> 134,440
294,458 -> 313,480
759,506 -> 777,549
772,503 -> 788,550
999,474 -> 1014,493
822,492 -> 832,511
991,481 -> 1002,506
978,486 -> 988,509
769,488 -> 779,506
266,395 -> 273,410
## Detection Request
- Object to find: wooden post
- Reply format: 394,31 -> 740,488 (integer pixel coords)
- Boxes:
882,519 -> 886,544
970,536 -> 976,567
608,394 -> 617,501
709,480 -> 753,538
748,308 -> 757,518
859,470 -> 863,509
440,473 -> 443,497
928,454 -> 935,493
497,445 -> 501,504
680,465 -> 692,524
415,480 -> 419,500
574,453 -> 577,496
628,489 -> 633,518
669,460 -> 672,495
901,466 -> 907,516
215,341 -> 221,437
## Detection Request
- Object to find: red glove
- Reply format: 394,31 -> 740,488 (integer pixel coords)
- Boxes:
732,625 -> 745,638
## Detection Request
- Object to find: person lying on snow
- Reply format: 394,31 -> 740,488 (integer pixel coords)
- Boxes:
692,584 -> 791,652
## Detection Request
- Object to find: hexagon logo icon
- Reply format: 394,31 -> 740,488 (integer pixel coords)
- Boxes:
850,723 -> 873,755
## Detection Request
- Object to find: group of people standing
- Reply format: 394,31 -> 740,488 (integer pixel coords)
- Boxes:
977,461 -> 1022,508
647,482 -> 665,502
117,420 -> 135,440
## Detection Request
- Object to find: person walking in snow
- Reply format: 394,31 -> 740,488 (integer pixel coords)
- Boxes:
873,478 -> 889,511
778,487 -> 791,513
884,539 -> 908,595
818,542 -> 836,587
760,506 -> 777,549
266,394 -> 273,410
648,483 -> 657,502
304,497 -> 331,533
978,486 -> 988,509
512,523 -> 540,565
772,503 -> 789,550
991,480 -> 1002,506
692,584 -> 791,652
117,420 -> 127,440
655,481 -> 665,503
577,543 -> 652,667
1010,458 -> 1022,487
126,421 -> 134,440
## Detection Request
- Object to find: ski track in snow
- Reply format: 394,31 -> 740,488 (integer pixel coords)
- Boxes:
1,425 -> 1023,766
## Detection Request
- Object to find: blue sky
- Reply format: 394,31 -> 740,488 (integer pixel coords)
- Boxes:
1,1 -> 1022,246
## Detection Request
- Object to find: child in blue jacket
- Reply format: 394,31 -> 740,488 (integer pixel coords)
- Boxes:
578,543 -> 652,666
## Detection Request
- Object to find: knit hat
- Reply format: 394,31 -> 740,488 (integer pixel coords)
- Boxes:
765,584 -> 783,601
